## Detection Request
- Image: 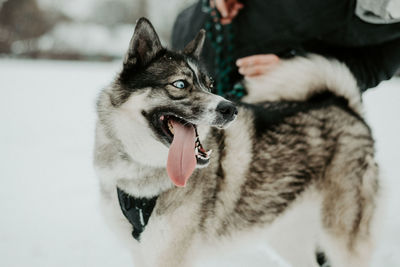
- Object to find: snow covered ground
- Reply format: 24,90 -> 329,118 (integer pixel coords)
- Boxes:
0,59 -> 399,267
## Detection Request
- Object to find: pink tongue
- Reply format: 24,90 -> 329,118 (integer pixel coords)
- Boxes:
167,120 -> 197,187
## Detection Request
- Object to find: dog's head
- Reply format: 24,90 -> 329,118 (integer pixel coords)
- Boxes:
101,18 -> 237,187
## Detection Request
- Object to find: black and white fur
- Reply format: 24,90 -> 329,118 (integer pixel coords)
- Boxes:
94,18 -> 380,267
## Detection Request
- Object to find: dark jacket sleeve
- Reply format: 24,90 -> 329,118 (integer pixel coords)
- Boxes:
304,37 -> 400,92
346,38 -> 400,92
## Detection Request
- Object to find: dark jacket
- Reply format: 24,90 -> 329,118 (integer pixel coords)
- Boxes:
172,0 -> 400,92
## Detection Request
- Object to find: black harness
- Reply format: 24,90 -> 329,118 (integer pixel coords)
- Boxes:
117,188 -> 158,241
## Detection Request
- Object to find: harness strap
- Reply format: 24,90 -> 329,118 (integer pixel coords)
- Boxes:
117,187 -> 158,241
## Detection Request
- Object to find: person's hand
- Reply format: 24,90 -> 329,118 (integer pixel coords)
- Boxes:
236,54 -> 280,77
210,0 -> 244,24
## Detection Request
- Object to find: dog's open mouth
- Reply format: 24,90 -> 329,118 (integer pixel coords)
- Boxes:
159,115 -> 211,187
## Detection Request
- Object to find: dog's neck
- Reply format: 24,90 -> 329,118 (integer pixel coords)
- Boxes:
94,121 -> 174,198
114,159 -> 174,198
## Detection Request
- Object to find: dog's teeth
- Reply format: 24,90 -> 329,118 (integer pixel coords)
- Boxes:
168,120 -> 174,134
195,147 -> 199,155
206,149 -> 212,156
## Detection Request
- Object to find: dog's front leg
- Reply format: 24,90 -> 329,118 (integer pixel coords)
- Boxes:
138,225 -> 197,267
138,200 -> 201,267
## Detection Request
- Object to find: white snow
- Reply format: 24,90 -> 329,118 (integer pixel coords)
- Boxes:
0,58 -> 399,267
35,22 -> 134,58
37,0 -> 100,21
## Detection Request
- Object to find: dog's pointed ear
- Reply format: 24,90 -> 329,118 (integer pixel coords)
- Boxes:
124,18 -> 163,66
183,29 -> 205,59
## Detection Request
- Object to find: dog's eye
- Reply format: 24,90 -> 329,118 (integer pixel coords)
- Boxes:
172,80 -> 186,89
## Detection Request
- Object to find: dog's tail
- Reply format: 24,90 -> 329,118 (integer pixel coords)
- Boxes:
243,54 -> 363,115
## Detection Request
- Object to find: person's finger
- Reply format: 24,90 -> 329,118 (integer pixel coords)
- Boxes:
231,2 -> 244,13
212,0 -> 243,24
239,61 -> 279,77
227,1 -> 243,18
221,5 -> 242,24
235,2 -> 244,9
229,6 -> 240,18
236,54 -> 279,67
215,0 -> 229,17
220,17 -> 233,25
238,64 -> 278,77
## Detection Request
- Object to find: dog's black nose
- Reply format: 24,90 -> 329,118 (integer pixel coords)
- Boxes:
216,101 -> 238,121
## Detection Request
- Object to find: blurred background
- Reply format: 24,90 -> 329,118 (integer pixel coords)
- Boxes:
0,0 -> 195,60
0,0 -> 399,267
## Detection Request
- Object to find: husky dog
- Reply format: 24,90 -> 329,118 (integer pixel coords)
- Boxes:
94,18 -> 380,267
